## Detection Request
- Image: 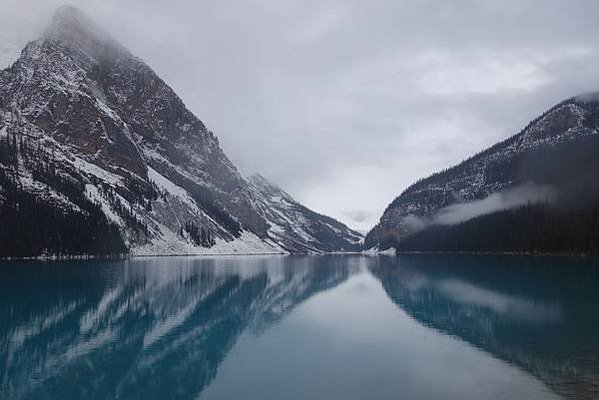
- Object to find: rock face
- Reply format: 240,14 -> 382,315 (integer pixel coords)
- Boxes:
365,94 -> 599,250
0,6 -> 362,257
247,174 -> 363,252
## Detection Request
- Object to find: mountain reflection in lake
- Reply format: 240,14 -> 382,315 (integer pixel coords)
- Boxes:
1,255 -> 598,400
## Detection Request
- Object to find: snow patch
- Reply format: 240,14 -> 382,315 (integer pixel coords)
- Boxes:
84,184 -> 123,226
132,229 -> 287,257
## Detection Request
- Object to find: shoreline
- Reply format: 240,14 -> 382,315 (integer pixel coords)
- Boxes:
0,250 -> 367,262
395,250 -> 596,258
1,249 -> 596,262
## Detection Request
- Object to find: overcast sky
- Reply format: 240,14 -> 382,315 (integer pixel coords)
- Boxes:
2,0 -> 599,231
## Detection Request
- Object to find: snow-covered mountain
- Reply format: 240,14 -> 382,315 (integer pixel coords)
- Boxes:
366,93 -> 599,250
0,6 -> 362,257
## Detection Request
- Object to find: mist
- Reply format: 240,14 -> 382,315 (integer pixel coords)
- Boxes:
401,183 -> 557,231
435,183 -> 556,225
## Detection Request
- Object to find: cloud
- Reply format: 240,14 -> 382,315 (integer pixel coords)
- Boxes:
342,210 -> 372,224
415,50 -> 551,96
402,215 -> 429,232
434,183 -> 556,225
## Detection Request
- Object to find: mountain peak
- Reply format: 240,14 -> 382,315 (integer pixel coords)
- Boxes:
50,5 -> 98,34
45,5 -> 121,57
53,5 -> 87,22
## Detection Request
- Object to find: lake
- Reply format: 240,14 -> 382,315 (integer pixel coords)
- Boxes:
1,255 -> 598,400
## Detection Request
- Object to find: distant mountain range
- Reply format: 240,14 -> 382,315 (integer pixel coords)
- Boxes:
366,93 -> 599,254
0,6 -> 362,258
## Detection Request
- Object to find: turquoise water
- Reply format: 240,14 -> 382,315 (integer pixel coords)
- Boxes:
1,255 -> 598,400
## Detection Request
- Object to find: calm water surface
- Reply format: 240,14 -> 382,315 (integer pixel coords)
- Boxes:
1,255 -> 599,400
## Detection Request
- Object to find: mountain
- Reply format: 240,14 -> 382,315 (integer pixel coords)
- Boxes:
0,6 -> 362,258
365,93 -> 599,251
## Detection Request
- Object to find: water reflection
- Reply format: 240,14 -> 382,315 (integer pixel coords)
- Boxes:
371,255 -> 599,400
0,256 -> 356,400
0,255 -> 598,400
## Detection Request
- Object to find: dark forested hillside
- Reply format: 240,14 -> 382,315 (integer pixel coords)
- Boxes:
396,204 -> 599,255
0,134 -> 127,257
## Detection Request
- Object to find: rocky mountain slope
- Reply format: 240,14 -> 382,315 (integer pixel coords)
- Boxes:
0,6 -> 362,257
365,93 -> 599,250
